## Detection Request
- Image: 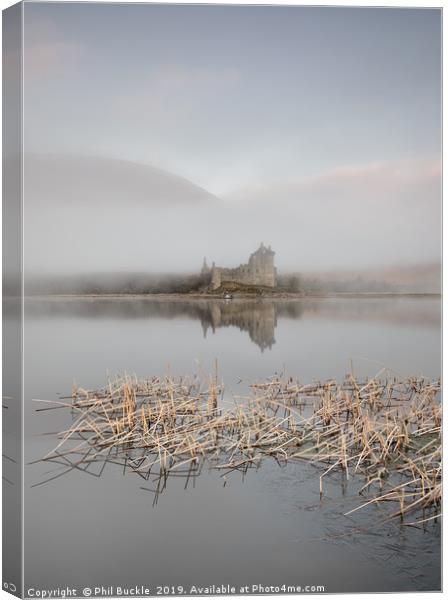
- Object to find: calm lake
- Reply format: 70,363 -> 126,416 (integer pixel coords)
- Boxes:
22,296 -> 441,593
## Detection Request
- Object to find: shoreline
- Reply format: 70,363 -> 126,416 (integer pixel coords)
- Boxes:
20,292 -> 441,301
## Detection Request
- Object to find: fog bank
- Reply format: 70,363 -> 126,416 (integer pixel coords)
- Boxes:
22,154 -> 440,276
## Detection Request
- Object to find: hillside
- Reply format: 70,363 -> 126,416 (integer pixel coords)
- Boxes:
21,154 -> 218,207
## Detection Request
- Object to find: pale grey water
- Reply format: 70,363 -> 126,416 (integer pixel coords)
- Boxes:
22,297 -> 441,594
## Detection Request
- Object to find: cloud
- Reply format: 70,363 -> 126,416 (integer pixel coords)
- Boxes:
24,41 -> 83,78
230,158 -> 441,203
23,20 -> 84,78
112,65 -> 242,122
151,66 -> 242,90
317,158 -> 441,187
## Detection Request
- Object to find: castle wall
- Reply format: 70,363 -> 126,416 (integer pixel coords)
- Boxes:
209,244 -> 277,290
211,268 -> 222,290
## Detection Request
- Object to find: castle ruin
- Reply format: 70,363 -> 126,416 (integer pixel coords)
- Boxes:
201,243 -> 277,290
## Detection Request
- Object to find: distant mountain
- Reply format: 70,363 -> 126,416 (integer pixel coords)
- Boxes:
22,154 -> 218,206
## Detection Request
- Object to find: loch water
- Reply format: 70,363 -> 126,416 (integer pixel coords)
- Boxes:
20,296 -> 441,593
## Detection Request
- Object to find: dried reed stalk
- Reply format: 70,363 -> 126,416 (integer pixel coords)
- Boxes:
35,371 -> 441,523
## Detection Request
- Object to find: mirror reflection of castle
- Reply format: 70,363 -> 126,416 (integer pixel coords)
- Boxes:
201,300 -> 277,352
23,297 -> 279,352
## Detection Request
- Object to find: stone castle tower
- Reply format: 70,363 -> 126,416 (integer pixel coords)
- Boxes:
203,243 -> 277,291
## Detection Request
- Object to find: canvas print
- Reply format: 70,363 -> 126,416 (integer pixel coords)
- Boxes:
2,1 -> 442,598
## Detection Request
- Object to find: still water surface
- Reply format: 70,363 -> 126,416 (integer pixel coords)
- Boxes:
23,297 -> 441,593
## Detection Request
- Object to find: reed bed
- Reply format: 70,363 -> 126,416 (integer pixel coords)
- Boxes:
35,371 -> 441,523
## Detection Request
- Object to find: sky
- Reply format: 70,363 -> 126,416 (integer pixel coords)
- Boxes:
19,2 -> 441,274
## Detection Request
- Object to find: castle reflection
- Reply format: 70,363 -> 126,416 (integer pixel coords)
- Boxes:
200,300 -> 278,351
21,296 -> 439,353
22,297 -> 289,351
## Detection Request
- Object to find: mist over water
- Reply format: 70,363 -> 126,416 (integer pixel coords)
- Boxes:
21,154 -> 441,281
